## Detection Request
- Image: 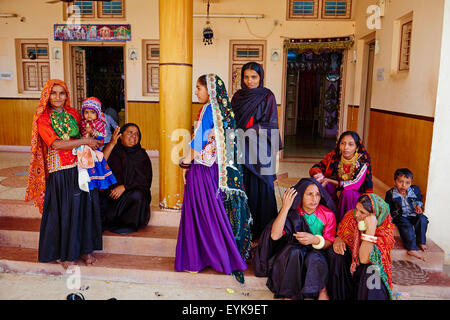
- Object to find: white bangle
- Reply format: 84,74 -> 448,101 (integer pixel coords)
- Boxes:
312,235 -> 325,250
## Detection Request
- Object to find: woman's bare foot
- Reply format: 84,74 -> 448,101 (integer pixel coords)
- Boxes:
57,259 -> 76,270
407,250 -> 426,261
318,287 -> 330,300
419,244 -> 428,252
81,254 -> 97,266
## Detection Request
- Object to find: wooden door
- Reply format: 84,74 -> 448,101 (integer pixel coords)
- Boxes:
285,68 -> 299,136
71,46 -> 87,111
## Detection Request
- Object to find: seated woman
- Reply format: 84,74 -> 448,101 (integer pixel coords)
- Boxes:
254,178 -> 337,300
100,123 -> 152,234
310,131 -> 373,224
328,194 -> 395,300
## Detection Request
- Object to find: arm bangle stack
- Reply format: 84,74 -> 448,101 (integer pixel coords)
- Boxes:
361,233 -> 378,244
312,235 -> 326,250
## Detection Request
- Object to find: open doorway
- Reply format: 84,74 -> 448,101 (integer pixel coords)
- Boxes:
283,49 -> 344,158
71,45 -> 125,126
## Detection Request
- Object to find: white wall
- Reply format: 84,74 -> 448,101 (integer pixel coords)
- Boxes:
426,0 -> 450,264
0,0 -> 355,104
348,0 -> 445,118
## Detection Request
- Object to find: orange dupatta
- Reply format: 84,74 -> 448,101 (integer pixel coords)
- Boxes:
25,79 -> 72,213
337,196 -> 395,292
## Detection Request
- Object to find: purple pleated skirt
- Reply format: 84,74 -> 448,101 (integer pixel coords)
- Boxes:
174,163 -> 247,274
325,184 -> 361,224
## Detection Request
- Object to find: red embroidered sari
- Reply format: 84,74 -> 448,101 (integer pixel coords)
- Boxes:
25,79 -> 79,213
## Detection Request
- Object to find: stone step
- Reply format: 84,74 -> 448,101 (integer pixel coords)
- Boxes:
0,217 -> 179,257
1,217 -> 445,271
0,246 -> 267,290
393,270 -> 450,300
392,236 -> 445,271
1,245 -> 448,299
0,200 -> 180,227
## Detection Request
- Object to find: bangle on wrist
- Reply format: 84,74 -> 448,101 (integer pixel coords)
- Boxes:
361,233 -> 377,244
312,235 -> 325,250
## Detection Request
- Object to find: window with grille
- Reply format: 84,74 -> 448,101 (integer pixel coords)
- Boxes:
16,40 -> 50,92
321,0 -> 351,19
67,0 -> 125,19
143,40 -> 160,95
72,1 -> 95,18
399,20 -> 412,71
229,41 -> 265,96
287,0 -> 351,20
99,0 -> 125,18
287,0 -> 319,19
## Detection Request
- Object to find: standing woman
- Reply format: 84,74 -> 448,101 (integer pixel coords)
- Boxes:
231,62 -> 282,240
25,79 -> 103,269
175,74 -> 252,283
310,131 -> 373,224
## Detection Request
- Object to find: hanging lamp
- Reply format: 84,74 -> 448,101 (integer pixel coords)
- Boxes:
203,1 -> 214,45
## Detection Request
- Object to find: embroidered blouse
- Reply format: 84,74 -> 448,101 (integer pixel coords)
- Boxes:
37,107 -> 81,173
190,104 -> 216,167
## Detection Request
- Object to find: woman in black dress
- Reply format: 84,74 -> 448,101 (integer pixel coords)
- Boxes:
101,123 -> 152,234
231,62 -> 282,240
254,178 -> 339,300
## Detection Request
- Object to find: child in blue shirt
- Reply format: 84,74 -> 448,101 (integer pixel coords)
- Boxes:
384,168 -> 429,261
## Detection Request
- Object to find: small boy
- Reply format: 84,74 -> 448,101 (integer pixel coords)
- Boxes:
385,168 -> 429,261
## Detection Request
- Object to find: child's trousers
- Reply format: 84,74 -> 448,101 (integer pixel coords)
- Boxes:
393,214 -> 429,251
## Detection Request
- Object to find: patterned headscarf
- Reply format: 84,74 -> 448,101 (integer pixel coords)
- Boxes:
25,79 -> 72,213
202,74 -> 253,263
337,193 -> 395,299
80,97 -> 106,138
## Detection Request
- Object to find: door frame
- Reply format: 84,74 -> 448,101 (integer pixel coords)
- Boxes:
280,42 -> 349,160
356,32 -> 376,146
63,41 -> 127,119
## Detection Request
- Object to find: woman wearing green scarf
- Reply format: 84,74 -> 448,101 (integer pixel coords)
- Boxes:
329,193 -> 395,300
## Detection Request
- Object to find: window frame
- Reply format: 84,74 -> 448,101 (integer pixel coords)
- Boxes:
399,19 -> 413,72
320,0 -> 352,20
15,39 -> 50,93
143,40 -> 160,96
287,0 -> 319,20
65,0 -> 126,20
286,0 -> 352,20
98,0 -> 125,19
229,40 -> 266,96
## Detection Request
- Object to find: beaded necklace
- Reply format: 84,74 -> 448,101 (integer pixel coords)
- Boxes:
50,109 -> 79,140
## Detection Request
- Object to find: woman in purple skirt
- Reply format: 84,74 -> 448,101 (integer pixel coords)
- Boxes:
175,74 -> 252,284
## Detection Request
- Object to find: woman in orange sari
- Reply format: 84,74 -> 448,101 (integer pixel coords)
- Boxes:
25,79 -> 103,270
328,193 -> 395,300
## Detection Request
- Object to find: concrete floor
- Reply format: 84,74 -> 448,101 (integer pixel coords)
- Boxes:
0,272 -> 274,300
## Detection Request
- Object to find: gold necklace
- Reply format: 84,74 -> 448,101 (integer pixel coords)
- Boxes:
338,152 -> 359,181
